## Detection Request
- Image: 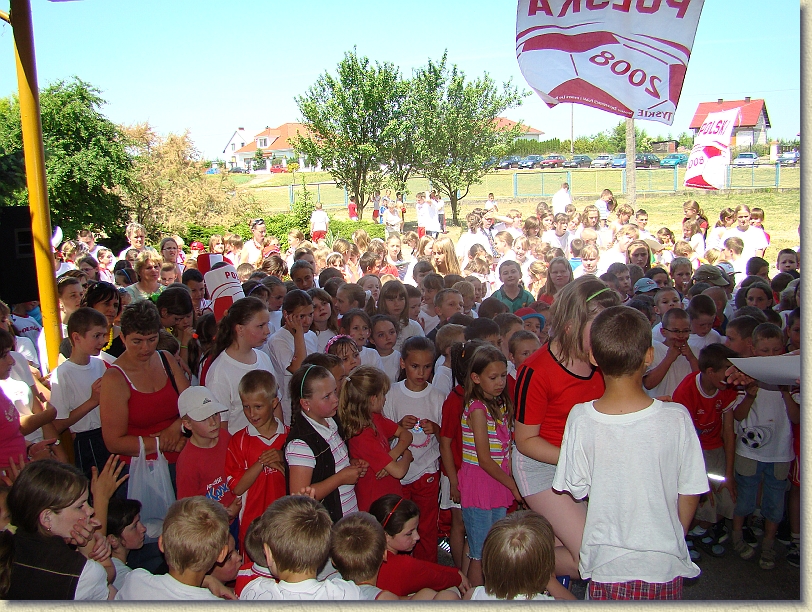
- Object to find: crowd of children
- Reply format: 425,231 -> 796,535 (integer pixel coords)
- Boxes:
0,192 -> 800,600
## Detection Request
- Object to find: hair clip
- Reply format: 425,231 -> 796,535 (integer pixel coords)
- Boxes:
324,334 -> 354,353
300,364 -> 316,397
587,287 -> 612,302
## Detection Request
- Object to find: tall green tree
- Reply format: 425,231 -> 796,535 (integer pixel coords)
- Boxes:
294,49 -> 402,220
0,78 -> 133,238
253,147 -> 266,170
411,54 -> 526,224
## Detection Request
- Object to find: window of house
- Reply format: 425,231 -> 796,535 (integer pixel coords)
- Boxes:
231,143 -> 235,151
258,138 -> 268,147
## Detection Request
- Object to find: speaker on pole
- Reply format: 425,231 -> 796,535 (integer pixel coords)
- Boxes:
0,206 -> 40,305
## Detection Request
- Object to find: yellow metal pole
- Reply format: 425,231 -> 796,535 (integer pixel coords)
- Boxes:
9,0 -> 61,371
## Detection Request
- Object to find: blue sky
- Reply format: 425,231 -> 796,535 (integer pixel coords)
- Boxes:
0,0 -> 800,160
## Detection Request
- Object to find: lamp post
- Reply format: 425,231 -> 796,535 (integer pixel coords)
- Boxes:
1,0 -> 61,371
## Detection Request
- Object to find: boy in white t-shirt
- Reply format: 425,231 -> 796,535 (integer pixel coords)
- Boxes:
554,306 -> 707,600
644,309 -> 698,400
116,497 -> 231,600
651,287 -> 683,343
309,202 -> 330,245
240,496 -> 364,600
730,324 -> 797,570
50,307 -> 110,480
686,294 -> 723,352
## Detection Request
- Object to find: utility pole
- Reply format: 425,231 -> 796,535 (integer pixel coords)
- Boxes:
626,117 -> 636,208
570,104 -> 574,155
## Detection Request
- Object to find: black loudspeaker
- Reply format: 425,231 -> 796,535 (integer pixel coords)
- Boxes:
0,206 -> 39,305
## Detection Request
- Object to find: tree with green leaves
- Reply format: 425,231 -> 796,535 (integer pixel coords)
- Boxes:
410,54 -> 526,225
0,78 -> 133,239
253,147 -> 266,170
294,49 -> 403,221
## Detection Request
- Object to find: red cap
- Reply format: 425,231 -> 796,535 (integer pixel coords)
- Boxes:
190,241 -> 205,250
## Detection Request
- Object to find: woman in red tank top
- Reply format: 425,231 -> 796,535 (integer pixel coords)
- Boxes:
100,300 -> 189,467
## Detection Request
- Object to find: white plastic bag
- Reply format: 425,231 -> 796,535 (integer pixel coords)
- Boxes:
127,437 -> 175,538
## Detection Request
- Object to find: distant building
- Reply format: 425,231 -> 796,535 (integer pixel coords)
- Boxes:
651,140 -> 679,154
494,117 -> 544,142
222,123 -> 315,172
688,98 -> 770,148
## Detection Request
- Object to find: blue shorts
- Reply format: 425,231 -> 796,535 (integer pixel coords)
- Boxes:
733,459 -> 789,524
461,506 -> 507,561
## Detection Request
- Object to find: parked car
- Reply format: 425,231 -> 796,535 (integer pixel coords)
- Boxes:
270,165 -> 287,173
590,154 -> 612,168
610,153 -> 627,168
563,155 -> 592,168
732,152 -> 759,167
660,153 -> 689,168
518,155 -> 544,169
539,154 -> 566,168
777,151 -> 800,166
205,167 -> 220,175
228,166 -> 247,174
635,153 -> 661,168
498,156 -> 522,170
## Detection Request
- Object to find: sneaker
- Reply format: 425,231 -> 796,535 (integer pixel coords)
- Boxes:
733,538 -> 755,560
686,538 -> 701,561
748,515 -> 765,536
712,522 -> 729,544
688,525 -> 708,538
786,543 -> 800,568
759,547 -> 776,570
438,537 -> 451,554
742,526 -> 759,547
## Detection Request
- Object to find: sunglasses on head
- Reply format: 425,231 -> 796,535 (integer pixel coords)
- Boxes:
250,218 -> 265,229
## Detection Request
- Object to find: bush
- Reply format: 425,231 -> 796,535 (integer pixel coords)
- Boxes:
327,218 -> 385,244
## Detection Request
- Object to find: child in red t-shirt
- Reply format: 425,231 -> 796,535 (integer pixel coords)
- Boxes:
338,366 -> 413,512
672,343 -> 743,556
371,494 -> 470,597
234,518 -> 274,598
176,386 -> 240,520
225,370 -> 288,551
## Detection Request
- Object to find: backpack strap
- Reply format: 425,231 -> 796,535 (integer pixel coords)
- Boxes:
158,350 -> 180,396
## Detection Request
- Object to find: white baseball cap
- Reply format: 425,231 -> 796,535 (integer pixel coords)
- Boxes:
178,386 -> 227,422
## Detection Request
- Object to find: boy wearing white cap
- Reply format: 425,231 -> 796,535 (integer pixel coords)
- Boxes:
175,386 -> 242,524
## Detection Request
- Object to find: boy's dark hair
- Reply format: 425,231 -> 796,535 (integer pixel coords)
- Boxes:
626,298 -> 655,323
443,274 -> 465,289
599,271 -> 618,286
662,308 -> 690,329
762,308 -> 783,327
242,517 -> 266,565
66,307 -> 108,342
607,262 -> 629,276
752,322 -> 783,345
590,306 -> 652,377
248,270 -> 269,281
696,340 -> 738,371
358,252 -> 379,273
330,512 -> 386,583
404,284 -> 422,300
726,314 -> 760,340
786,307 -> 800,328
628,264 -> 645,287
745,256 -> 769,276
732,306 -> 768,323
155,285 -> 193,317
464,317 -> 500,341
319,267 -> 344,288
493,313 -> 522,337
412,260 -> 435,277
646,266 -> 669,280
156,329 -> 180,354
687,294 -> 716,319
322,276 -> 345,298
508,330 -> 539,356
770,272 -> 794,295
447,313 -> 475,327
421,273 -> 444,293
687,282 -> 711,298
107,498 -> 142,539
181,268 -> 204,284
433,288 -> 462,309
257,495 -> 333,574
477,296 -> 509,319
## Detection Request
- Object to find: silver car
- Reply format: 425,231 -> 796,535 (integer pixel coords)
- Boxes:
590,154 -> 612,168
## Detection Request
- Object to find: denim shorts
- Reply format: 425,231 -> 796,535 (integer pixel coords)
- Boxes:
733,458 -> 790,524
462,506 -> 507,561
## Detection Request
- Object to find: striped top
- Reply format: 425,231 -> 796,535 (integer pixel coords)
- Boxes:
462,400 -> 510,466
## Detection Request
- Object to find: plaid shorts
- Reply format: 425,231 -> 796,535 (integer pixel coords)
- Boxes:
589,577 -> 683,600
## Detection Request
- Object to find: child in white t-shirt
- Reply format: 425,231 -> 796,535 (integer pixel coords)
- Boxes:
432,324 -> 465,399
309,203 -> 330,244
554,306 -> 707,600
644,309 -> 698,400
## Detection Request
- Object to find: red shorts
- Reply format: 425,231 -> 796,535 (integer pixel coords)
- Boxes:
417,226 -> 426,238
589,577 -> 683,600
311,230 -> 327,242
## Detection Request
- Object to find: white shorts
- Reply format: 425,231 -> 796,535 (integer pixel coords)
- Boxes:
439,473 -> 461,510
511,444 -> 557,497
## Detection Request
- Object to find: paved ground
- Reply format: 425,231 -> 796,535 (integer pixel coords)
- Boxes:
437,527 -> 802,600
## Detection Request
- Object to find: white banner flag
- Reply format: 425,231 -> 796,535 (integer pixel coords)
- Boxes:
683,107 -> 740,190
516,0 -> 704,125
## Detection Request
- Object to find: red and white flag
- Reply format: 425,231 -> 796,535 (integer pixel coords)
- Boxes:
204,265 -> 244,321
684,107 -> 740,190
516,0 -> 704,125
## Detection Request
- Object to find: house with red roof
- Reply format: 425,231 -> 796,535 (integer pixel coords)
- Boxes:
494,117 -> 545,142
689,97 -> 770,148
222,123 -> 313,172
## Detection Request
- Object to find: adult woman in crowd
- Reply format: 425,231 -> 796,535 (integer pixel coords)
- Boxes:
117,222 -> 153,261
99,300 -> 188,486
125,251 -> 164,302
82,282 -> 125,360
5,460 -> 115,600
512,276 -> 620,578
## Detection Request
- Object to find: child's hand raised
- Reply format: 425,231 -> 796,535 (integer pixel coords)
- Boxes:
91,454 -> 128,503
